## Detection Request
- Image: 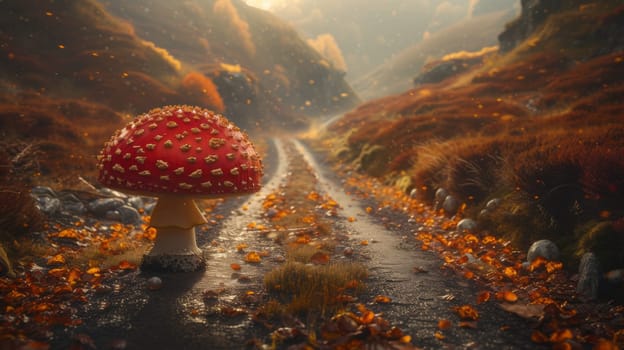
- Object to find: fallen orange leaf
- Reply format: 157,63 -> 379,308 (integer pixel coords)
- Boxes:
47,254 -> 66,266
236,243 -> 248,251
438,319 -> 452,330
118,260 -> 137,270
549,328 -> 573,343
503,266 -> 517,279
244,251 -> 262,263
86,267 -> 101,275
374,295 -> 392,304
230,263 -> 241,271
310,251 -> 330,265
477,290 -> 491,304
400,335 -> 412,344
454,305 -> 479,320
360,310 -> 375,324
459,321 -> 478,329
504,291 -> 518,303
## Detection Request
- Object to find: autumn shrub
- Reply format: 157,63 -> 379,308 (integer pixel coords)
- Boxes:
538,52 -> 624,110
471,51 -> 568,93
180,72 -> 225,112
0,142 -> 44,245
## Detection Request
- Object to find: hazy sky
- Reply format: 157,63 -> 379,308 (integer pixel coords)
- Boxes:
243,0 -> 518,81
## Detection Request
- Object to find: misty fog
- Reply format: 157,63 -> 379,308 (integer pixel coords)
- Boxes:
244,0 -> 519,82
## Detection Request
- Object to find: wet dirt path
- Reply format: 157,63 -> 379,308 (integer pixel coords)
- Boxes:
73,137 -> 541,349
292,139 -> 540,349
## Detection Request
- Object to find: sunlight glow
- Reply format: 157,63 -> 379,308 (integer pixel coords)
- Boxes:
243,0 -> 289,11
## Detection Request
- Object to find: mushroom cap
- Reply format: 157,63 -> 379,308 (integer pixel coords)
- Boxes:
97,105 -> 263,197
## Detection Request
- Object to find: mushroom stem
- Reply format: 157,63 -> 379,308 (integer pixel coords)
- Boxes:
148,226 -> 201,256
149,195 -> 208,229
142,195 -> 208,272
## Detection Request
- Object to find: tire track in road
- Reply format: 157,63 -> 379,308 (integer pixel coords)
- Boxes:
291,139 -> 539,349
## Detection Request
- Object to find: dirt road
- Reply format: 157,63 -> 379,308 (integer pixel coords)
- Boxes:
69,138 -> 541,349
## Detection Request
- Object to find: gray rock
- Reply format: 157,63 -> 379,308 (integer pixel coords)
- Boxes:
435,188 -> 448,202
442,195 -> 460,214
577,252 -> 600,300
62,200 -> 86,215
88,198 -> 125,216
457,218 -> 477,232
104,210 -> 122,222
60,193 -> 86,214
118,205 -> 142,225
126,196 -> 144,210
486,198 -> 501,211
99,188 -> 128,199
266,208 -> 278,219
527,239 -> 559,263
36,196 -> 61,215
143,201 -> 156,214
146,276 -> 163,290
31,186 -> 57,198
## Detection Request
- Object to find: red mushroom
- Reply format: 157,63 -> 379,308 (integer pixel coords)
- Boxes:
96,105 -> 263,272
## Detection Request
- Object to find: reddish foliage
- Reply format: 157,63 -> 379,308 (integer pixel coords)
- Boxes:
181,72 -> 225,112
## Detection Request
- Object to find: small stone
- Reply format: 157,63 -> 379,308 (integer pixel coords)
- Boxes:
36,196 -> 61,215
576,252 -> 600,300
31,186 -> 57,197
147,276 -> 163,291
527,239 -> 559,263
435,188 -> 448,202
343,247 -> 354,256
143,201 -> 156,214
486,198 -> 501,211
61,194 -> 87,214
478,209 -> 489,218
126,196 -> 144,210
457,218 -> 477,232
117,205 -> 142,225
104,210 -> 122,221
88,198 -> 125,216
266,208 -> 278,219
442,195 -> 460,214
99,188 -> 128,199
409,188 -> 418,199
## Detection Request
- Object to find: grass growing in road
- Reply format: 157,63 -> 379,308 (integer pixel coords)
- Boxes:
258,141 -> 369,319
264,261 -> 367,316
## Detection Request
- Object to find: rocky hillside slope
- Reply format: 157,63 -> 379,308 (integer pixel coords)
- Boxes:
322,1 -> 624,271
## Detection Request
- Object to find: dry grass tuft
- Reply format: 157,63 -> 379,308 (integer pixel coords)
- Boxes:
264,261 -> 367,317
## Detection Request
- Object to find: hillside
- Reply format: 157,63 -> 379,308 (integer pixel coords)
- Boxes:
0,0 -> 359,187
321,1 -> 624,271
352,10 -> 516,100
103,0 -> 359,124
